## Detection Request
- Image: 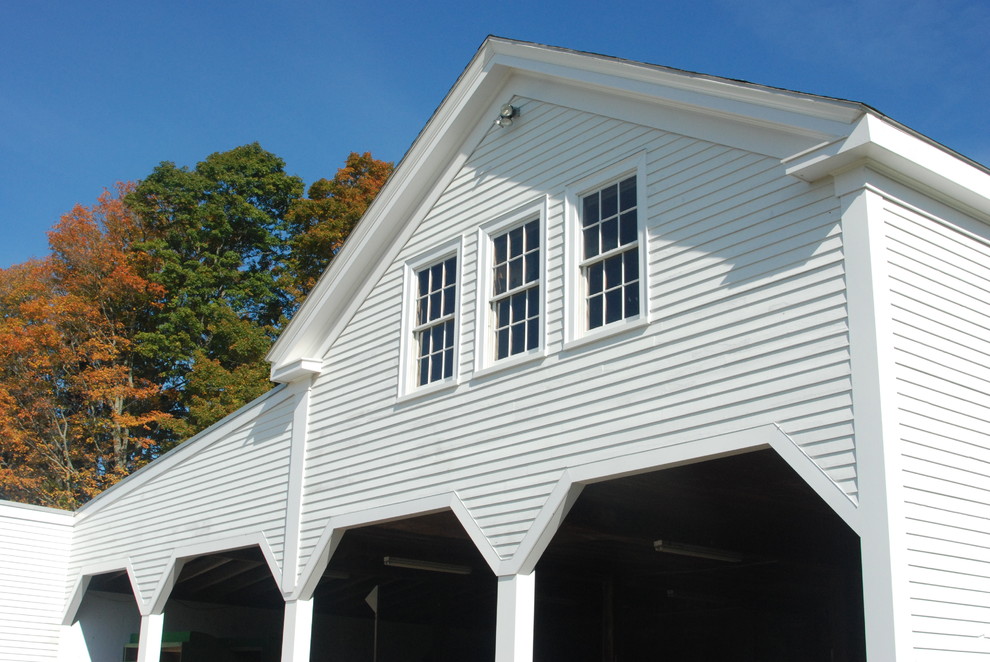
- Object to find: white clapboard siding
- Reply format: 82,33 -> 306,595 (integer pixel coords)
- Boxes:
886,200 -> 990,657
0,502 -> 73,662
296,97 -> 852,568
66,388 -> 297,604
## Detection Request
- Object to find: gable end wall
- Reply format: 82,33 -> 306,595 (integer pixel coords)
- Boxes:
297,98 -> 854,569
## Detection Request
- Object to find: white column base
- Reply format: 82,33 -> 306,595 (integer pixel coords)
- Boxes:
495,572 -> 535,662
136,612 -> 164,662
281,598 -> 314,662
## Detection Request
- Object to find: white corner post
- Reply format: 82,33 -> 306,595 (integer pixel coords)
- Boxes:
281,598 -> 315,662
136,612 -> 165,662
280,371 -> 318,662
495,572 -> 536,662
838,169 -> 912,661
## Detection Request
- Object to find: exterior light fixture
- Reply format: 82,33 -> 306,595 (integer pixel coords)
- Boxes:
494,103 -> 518,128
383,556 -> 472,575
653,539 -> 742,563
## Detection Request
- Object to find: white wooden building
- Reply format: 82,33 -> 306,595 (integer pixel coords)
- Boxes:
3,37 -> 989,662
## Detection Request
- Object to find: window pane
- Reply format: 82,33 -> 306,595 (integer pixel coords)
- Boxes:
605,288 -> 622,324
419,330 -> 430,357
431,322 -> 444,349
419,357 -> 429,386
429,291 -> 441,320
431,263 -> 443,289
497,327 -> 509,359
582,194 -> 599,227
511,322 -> 525,354
624,249 -> 639,283
417,296 -> 428,325
493,234 -> 507,264
443,257 -> 456,285
527,318 -> 539,350
620,210 -> 637,245
589,294 -> 603,329
494,263 -> 507,295
497,299 -> 510,328
625,283 -> 640,318
601,183 -> 618,219
525,250 -> 539,283
511,292 -> 526,323
509,256 -> 523,289
619,176 -> 636,211
509,226 -> 523,257
583,227 -> 598,259
443,285 -> 455,316
525,220 -> 539,250
527,287 -> 539,316
602,218 -> 618,252
443,347 -> 454,379
588,262 -> 603,295
605,254 -> 623,289
418,269 -> 430,297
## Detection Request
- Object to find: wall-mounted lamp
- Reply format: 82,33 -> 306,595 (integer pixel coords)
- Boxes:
383,556 -> 473,575
494,103 -> 518,128
653,539 -> 742,563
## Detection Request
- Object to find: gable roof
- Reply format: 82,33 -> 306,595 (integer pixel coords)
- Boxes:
267,36 -> 990,381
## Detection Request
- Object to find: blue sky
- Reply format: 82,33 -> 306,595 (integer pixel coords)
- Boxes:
2,0 -> 988,268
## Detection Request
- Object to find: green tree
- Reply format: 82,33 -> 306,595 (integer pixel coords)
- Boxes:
126,143 -> 304,440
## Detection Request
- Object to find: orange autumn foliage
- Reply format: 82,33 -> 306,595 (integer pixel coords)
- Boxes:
0,185 -> 170,508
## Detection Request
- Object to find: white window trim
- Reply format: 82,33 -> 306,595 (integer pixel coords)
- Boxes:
563,151 -> 650,349
473,198 -> 549,377
397,237 -> 465,400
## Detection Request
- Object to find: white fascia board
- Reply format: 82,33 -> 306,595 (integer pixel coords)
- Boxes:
785,113 -> 990,218
267,43 -> 512,372
74,383 -> 292,520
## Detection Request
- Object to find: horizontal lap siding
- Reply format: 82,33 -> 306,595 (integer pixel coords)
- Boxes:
886,203 -> 990,657
298,98 -> 851,566
0,503 -> 73,662
68,392 -> 296,603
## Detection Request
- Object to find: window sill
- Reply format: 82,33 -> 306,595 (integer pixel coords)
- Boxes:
473,348 -> 546,380
396,378 -> 460,405
563,315 -> 649,352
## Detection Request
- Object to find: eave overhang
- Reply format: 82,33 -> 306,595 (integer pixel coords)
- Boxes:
785,113 -> 990,217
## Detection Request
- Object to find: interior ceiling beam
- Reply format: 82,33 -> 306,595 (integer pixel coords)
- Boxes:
181,560 -> 262,591
209,568 -> 278,597
176,557 -> 231,583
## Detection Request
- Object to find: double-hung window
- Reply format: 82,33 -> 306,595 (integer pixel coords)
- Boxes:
413,255 -> 457,386
580,175 -> 640,329
491,218 -> 540,360
565,153 -> 647,345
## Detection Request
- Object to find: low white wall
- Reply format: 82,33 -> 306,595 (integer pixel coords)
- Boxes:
0,501 -> 73,662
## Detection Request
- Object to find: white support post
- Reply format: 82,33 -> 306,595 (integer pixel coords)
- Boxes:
837,170 -> 912,661
495,572 -> 535,662
281,598 -> 314,662
136,612 -> 164,662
